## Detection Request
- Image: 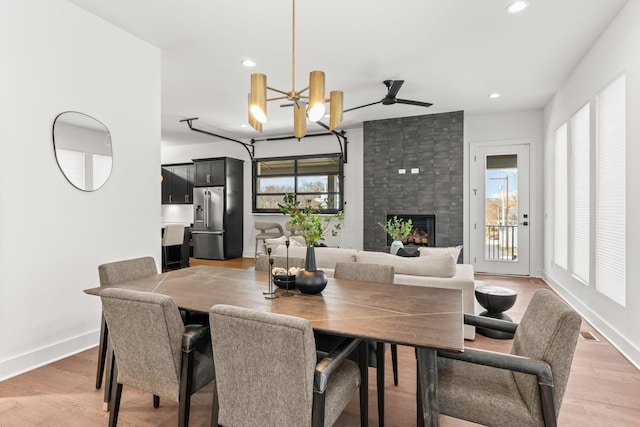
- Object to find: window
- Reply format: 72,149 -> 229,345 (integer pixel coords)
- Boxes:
554,123 -> 568,270
551,74 -> 626,306
595,74 -> 626,306
571,103 -> 590,284
253,154 -> 343,213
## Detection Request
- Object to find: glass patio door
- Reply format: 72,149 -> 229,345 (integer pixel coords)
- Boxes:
471,144 -> 530,275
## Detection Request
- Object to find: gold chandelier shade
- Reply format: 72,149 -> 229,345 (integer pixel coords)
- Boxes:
329,90 -> 343,130
248,94 -> 262,132
246,0 -> 342,137
307,70 -> 326,122
249,73 -> 267,125
293,102 -> 306,138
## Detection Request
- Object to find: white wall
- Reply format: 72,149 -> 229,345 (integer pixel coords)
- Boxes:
464,110 -> 544,275
542,1 -> 640,368
161,128 -> 364,256
0,0 -> 161,379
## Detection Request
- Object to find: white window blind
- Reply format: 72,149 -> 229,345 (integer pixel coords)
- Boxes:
595,74 -> 626,306
554,123 -> 568,270
571,104 -> 590,284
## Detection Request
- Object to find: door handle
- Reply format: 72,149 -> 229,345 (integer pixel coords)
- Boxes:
169,195 -> 173,203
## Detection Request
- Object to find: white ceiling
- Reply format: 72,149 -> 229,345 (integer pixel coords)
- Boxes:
67,0 -> 627,146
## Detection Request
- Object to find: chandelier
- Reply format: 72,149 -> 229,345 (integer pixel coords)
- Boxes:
248,0 -> 343,138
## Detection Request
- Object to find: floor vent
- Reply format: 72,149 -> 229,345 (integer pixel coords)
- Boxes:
580,331 -> 599,341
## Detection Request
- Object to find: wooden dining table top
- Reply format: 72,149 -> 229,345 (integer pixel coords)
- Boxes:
84,265 -> 464,353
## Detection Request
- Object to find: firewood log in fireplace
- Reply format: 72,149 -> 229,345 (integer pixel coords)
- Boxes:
403,227 -> 428,245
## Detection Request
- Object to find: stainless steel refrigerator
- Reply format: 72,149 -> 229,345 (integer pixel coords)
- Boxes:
192,186 -> 225,259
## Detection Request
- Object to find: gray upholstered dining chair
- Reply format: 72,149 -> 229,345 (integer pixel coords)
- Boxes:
436,289 -> 581,427
96,257 -> 158,392
100,288 -> 215,427
332,261 -> 397,427
208,304 -> 362,427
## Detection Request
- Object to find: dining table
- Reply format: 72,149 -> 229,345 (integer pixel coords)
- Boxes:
84,264 -> 464,427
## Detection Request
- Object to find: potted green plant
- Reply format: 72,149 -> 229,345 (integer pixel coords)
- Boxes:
278,193 -> 344,293
379,216 -> 413,254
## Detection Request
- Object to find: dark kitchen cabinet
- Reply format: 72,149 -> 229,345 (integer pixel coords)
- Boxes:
161,163 -> 194,204
194,159 -> 224,186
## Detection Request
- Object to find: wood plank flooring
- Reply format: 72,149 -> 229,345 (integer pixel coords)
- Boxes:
1,259 -> 638,426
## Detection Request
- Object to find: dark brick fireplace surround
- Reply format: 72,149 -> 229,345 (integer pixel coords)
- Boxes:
363,111 -> 464,254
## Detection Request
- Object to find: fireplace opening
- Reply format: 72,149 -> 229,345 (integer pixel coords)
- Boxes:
386,214 -> 436,247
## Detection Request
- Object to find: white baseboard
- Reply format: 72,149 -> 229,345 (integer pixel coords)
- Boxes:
542,271 -> 640,370
0,329 -> 100,381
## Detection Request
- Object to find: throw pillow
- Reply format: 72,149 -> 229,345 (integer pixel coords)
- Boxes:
418,245 -> 463,262
289,235 -> 306,246
263,236 -> 288,253
356,251 -> 456,277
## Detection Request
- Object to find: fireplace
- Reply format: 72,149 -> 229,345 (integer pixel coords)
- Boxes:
386,214 -> 436,247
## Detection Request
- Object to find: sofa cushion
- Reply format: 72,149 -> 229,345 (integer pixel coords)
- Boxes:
356,251 -> 456,277
418,245 -> 463,262
273,246 -> 358,270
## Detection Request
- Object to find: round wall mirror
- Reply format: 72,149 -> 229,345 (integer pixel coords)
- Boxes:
52,111 -> 112,191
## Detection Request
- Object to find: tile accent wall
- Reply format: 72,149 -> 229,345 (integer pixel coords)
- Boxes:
363,111 -> 464,252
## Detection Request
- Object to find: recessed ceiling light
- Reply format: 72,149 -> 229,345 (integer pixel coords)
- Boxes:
241,59 -> 256,68
506,0 -> 529,14
489,93 -> 501,99
240,124 -> 248,128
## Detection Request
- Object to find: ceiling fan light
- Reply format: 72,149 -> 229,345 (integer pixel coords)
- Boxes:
308,70 -> 325,122
248,94 -> 262,131
294,101 -> 307,138
329,90 -> 343,130
250,73 -> 267,123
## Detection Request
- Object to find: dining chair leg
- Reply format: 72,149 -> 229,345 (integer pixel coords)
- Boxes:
376,342 -> 385,427
162,246 -> 168,271
108,362 -> 122,427
416,357 -> 424,427
95,316 -> 108,389
153,395 -> 160,408
103,344 -> 115,411
391,344 -> 399,386
358,341 -> 369,427
210,383 -> 219,427
179,350 -> 195,427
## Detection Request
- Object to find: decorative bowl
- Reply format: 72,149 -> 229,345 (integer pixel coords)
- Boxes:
272,274 -> 296,289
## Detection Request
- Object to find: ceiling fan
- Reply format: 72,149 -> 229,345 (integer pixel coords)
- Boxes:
344,80 -> 433,113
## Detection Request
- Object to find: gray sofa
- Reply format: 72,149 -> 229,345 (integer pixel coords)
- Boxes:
261,245 -> 476,340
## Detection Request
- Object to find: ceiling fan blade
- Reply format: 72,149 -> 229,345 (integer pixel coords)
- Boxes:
344,100 -> 383,113
280,103 -> 294,108
396,98 -> 433,108
386,80 -> 405,98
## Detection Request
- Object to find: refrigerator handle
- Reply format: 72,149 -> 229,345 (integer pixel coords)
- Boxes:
204,190 -> 210,228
